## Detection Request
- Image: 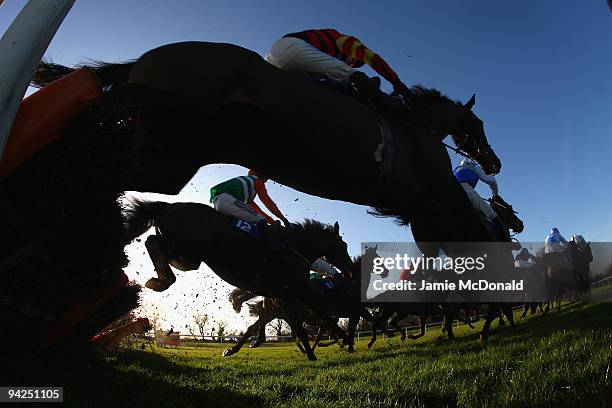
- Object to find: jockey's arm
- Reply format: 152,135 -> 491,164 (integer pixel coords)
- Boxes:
311,258 -> 339,277
336,35 -> 405,92
475,165 -> 499,197
254,179 -> 289,225
248,201 -> 274,224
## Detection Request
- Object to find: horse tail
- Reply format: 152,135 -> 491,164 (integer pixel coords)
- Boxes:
31,60 -> 135,89
247,300 -> 264,317
123,199 -> 170,242
228,288 -> 258,313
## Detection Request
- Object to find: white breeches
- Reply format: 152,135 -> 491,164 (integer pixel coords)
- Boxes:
265,37 -> 356,83
310,258 -> 339,277
212,193 -> 265,224
460,183 -> 498,221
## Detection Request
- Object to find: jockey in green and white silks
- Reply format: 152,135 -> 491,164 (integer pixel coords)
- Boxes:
210,170 -> 289,227
453,158 -> 499,222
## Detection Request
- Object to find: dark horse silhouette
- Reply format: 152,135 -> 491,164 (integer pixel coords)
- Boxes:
224,292 -> 339,358
26,42 -> 513,353
123,199 -> 353,360
31,41 -> 501,247
223,248 -> 392,357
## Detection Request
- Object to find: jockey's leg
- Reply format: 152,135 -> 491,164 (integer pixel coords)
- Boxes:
348,71 -> 402,114
266,37 -> 355,83
213,193 -> 285,251
459,183 -> 507,240
213,193 -> 266,224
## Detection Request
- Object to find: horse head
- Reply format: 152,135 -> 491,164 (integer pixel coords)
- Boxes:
326,221 -> 353,276
490,195 -> 524,234
451,94 -> 501,175
365,245 -> 389,279
293,220 -> 352,276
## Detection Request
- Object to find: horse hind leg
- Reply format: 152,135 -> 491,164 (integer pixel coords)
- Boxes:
144,235 -> 176,292
502,304 -> 516,327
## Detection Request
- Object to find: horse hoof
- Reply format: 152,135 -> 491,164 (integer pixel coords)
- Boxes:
348,347 -> 355,353
400,336 -> 406,341
367,341 -> 374,349
479,334 -> 486,344
145,278 -> 172,292
307,354 -> 317,361
222,348 -> 235,357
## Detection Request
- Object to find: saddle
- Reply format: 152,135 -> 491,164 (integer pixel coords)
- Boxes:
231,218 -> 263,242
230,218 -> 287,256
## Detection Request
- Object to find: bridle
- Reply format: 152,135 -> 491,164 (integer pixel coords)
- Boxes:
406,98 -> 477,160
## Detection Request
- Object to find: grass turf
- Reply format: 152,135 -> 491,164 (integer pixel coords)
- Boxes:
12,301 -> 612,407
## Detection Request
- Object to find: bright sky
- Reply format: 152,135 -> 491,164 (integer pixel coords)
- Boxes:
3,0 -> 612,333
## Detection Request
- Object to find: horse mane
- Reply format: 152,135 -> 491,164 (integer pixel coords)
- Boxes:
290,219 -> 336,235
228,288 -> 257,313
367,207 -> 411,227
407,85 -> 460,107
247,300 -> 264,317
31,59 -> 135,89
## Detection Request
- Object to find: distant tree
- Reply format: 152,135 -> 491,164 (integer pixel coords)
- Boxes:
193,313 -> 209,341
270,319 -> 289,338
148,310 -> 161,332
212,320 -> 228,342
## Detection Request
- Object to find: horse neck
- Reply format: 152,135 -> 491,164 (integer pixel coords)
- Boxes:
287,229 -> 330,263
414,101 -> 464,140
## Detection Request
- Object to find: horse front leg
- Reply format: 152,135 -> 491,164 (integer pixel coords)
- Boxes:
346,315 -> 359,353
301,299 -> 350,347
407,316 -> 427,340
144,235 -> 176,292
311,326 -> 324,350
367,310 -> 392,348
388,313 -> 406,340
286,316 -> 316,361
223,319 -> 260,357
250,318 -> 269,348
479,306 -> 498,342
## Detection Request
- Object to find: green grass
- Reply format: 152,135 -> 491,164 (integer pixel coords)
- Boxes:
14,302 -> 612,408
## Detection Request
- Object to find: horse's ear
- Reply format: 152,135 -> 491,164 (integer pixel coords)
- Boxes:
333,222 -> 340,234
374,244 -> 378,250
464,94 -> 476,110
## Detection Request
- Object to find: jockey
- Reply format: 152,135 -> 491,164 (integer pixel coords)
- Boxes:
453,158 -> 505,239
265,28 -> 410,114
310,257 -> 341,278
544,228 -> 567,254
514,248 -> 537,269
210,170 -> 289,243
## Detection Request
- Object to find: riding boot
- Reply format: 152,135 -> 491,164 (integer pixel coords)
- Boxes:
349,71 -> 404,116
257,220 -> 287,253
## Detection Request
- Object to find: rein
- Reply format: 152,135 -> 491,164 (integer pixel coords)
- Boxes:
405,100 -> 472,159
288,248 -> 314,269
